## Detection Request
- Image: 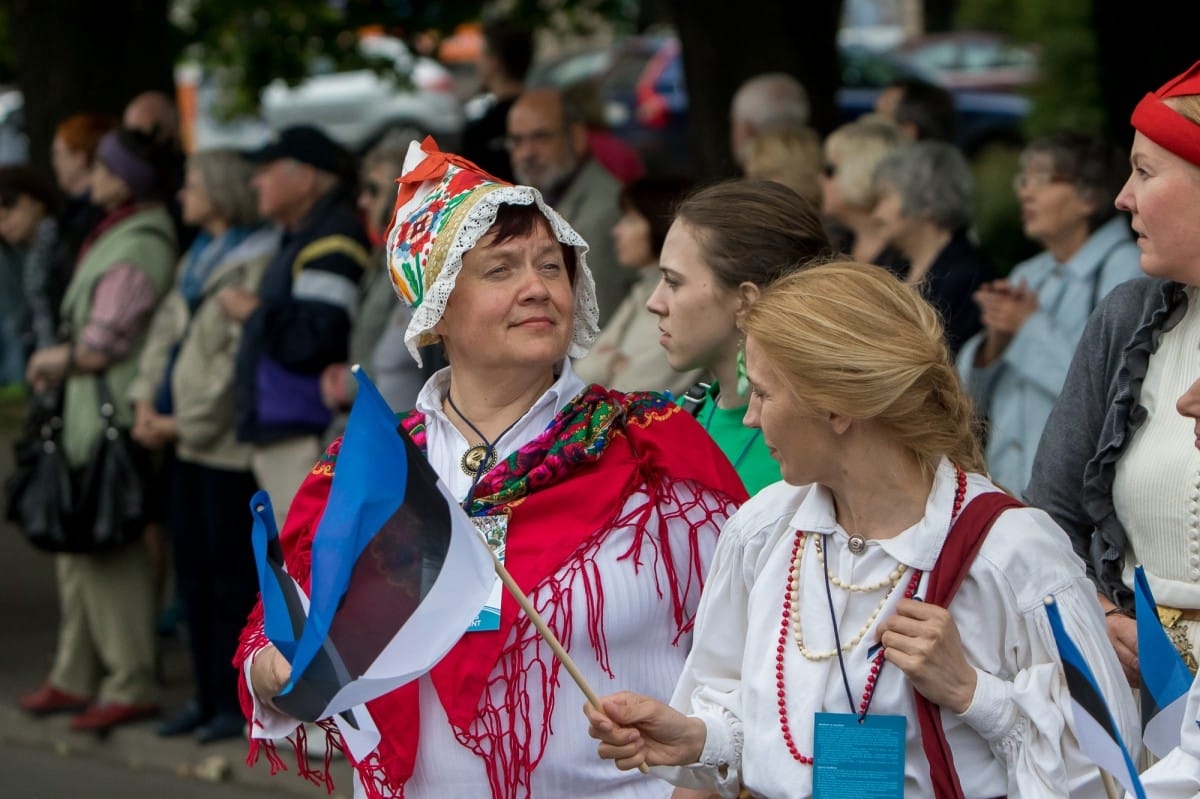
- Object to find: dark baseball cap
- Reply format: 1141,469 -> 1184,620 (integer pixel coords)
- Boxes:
243,125 -> 348,174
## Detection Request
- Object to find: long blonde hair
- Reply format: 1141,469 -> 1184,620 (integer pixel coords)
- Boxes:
743,261 -> 985,475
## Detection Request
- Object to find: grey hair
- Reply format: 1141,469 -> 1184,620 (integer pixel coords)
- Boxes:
1017,132 -> 1127,232
187,149 -> 260,228
731,72 -> 811,132
873,141 -> 974,231
824,115 -> 904,209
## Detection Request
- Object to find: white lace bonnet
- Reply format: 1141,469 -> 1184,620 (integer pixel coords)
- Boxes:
385,137 -> 599,365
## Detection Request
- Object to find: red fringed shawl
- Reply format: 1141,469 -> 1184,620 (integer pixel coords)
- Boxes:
235,386 -> 747,798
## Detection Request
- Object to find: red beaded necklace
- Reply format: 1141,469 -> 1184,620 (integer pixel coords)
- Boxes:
775,467 -> 967,766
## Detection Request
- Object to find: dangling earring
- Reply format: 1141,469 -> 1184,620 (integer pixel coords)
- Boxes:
736,343 -> 750,397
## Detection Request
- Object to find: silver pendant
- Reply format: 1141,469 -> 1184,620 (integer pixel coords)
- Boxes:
847,535 -> 867,555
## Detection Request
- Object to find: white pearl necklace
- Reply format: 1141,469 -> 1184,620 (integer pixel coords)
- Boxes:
814,536 -> 907,592
791,533 -> 907,662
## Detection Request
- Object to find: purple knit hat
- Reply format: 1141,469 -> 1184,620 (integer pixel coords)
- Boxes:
96,130 -> 157,199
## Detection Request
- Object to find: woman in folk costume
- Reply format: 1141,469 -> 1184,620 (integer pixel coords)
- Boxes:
235,138 -> 748,799
585,263 -> 1137,798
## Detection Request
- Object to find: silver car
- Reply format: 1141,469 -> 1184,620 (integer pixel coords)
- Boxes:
194,34 -> 465,154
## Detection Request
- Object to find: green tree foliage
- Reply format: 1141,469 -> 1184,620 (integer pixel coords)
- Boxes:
957,0 -> 1104,137
177,0 -> 635,117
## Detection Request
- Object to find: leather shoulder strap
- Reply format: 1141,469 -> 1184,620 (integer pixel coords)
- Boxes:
918,490 -> 1023,799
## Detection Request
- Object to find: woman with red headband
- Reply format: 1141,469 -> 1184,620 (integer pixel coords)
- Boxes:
1029,61 -> 1200,687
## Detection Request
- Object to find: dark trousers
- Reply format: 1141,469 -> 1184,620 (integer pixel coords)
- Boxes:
169,458 -> 260,717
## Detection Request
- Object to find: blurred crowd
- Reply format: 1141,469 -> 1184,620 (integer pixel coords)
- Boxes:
5,18 -> 1196,798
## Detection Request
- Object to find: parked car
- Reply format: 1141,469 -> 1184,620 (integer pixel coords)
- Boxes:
891,31 -> 1038,92
528,32 -> 1031,176
0,88 -> 28,166
192,33 -> 465,154
837,43 -> 1031,154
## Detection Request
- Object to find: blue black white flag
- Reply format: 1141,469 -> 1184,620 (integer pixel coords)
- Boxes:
1134,565 -> 1194,759
1044,596 -> 1145,799
251,366 -> 495,726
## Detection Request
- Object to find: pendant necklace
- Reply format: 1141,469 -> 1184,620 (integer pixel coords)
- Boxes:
445,391 -> 523,479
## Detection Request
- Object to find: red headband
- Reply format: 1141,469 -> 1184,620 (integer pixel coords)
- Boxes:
1131,60 -> 1200,167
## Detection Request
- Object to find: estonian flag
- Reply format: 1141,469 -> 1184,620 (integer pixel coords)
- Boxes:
1135,565 -> 1194,759
250,366 -> 495,728
1044,596 -> 1145,799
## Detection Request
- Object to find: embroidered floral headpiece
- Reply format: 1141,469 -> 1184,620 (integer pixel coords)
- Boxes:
1131,60 -> 1200,167
385,137 -> 599,365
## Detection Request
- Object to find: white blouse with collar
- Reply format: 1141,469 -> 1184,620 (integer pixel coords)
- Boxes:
659,459 -> 1137,798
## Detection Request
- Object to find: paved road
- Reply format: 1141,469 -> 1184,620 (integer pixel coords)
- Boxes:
0,397 -> 352,797
0,741 -> 280,799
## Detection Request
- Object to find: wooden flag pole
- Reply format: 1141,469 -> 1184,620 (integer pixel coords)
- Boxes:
488,548 -> 652,775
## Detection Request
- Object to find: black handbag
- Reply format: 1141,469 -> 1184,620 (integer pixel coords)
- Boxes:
5,377 -> 148,553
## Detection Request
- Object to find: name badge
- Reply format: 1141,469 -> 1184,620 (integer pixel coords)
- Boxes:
813,712 -> 905,798
467,515 -> 507,633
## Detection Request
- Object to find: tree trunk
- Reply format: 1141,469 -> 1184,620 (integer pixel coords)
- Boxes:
667,0 -> 843,180
2,0 -> 176,175
1092,0 -> 1194,151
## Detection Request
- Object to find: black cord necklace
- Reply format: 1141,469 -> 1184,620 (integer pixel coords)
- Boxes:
445,391 -> 523,479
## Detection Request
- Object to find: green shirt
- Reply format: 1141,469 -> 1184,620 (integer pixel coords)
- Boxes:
679,382 -> 780,496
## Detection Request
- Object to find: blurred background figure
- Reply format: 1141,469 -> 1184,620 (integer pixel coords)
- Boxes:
320,132 -> 436,422
0,166 -> 68,391
20,127 -> 179,734
123,90 -> 180,146
574,175 -> 696,395
233,125 -> 369,524
728,72 -> 811,172
742,128 -> 823,208
562,80 -> 646,185
458,19 -> 533,184
507,87 -> 625,324
871,140 -> 995,354
123,90 -> 192,251
50,112 -> 117,267
958,131 -> 1140,495
874,77 -> 959,143
819,115 -> 905,268
126,148 -> 277,744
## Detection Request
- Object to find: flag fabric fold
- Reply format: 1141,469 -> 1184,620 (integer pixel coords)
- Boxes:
1135,565 -> 1194,759
250,365 -> 495,726
1044,596 -> 1145,799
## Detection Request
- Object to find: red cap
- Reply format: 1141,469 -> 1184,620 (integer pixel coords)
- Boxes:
1131,61 -> 1200,167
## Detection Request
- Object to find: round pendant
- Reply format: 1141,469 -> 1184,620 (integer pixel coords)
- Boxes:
460,444 -> 497,477
847,535 -> 867,555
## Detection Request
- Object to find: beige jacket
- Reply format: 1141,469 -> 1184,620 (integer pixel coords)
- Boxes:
129,227 -> 279,470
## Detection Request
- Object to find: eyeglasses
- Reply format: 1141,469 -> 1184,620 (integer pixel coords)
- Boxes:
504,129 -> 562,151
1012,172 -> 1070,193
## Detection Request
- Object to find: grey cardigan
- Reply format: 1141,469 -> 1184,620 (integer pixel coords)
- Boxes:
1027,276 -> 1186,609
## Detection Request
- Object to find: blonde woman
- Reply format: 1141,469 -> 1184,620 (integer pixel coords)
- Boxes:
818,115 -> 904,267
587,262 -> 1135,797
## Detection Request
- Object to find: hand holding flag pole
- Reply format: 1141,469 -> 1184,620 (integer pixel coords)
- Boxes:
485,544 -> 652,775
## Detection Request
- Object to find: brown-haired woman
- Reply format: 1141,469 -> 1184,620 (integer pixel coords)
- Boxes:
587,262 -> 1135,797
647,179 -> 832,495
